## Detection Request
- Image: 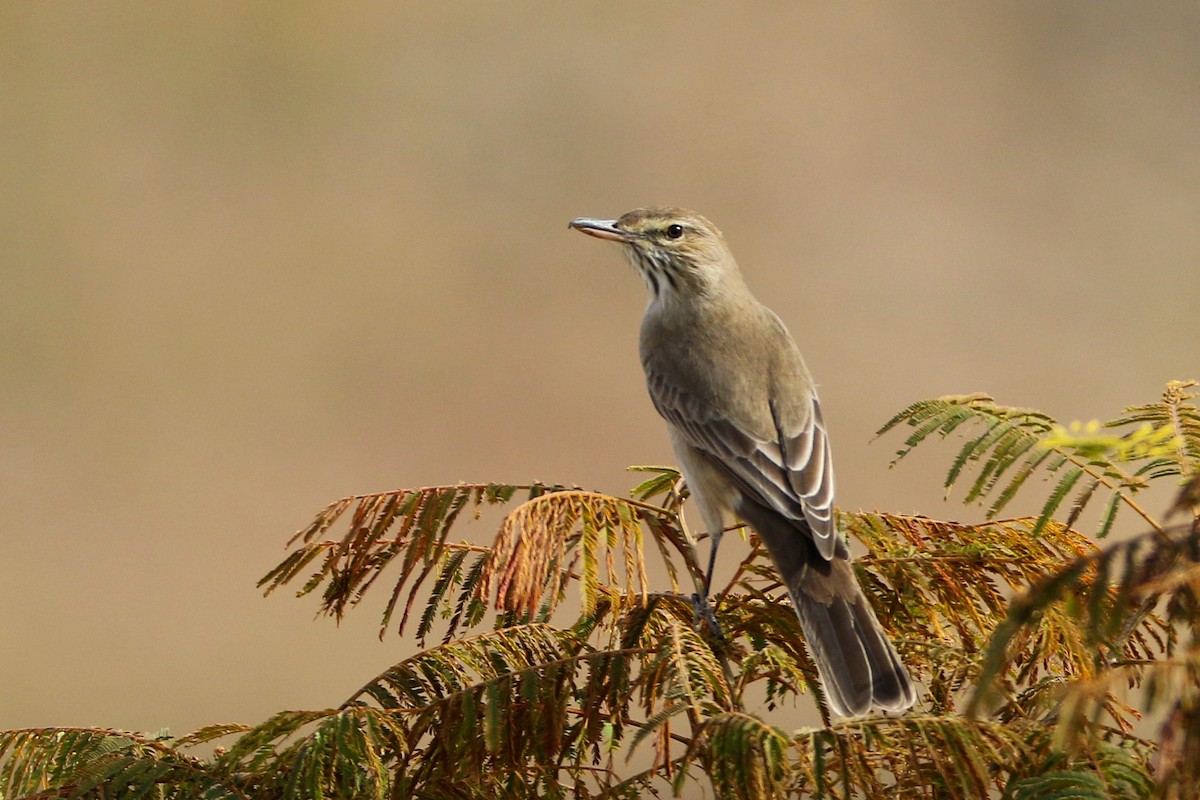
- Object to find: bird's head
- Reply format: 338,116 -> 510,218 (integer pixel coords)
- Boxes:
569,207 -> 744,301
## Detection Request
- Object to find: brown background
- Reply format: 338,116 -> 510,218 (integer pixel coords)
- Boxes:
3,2 -> 1198,744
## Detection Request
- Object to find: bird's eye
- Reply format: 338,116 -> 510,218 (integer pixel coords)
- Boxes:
665,224 -> 684,239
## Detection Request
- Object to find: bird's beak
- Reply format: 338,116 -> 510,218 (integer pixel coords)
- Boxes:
569,217 -> 635,243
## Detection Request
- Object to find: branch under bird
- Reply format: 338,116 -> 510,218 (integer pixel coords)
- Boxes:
569,207 -> 916,718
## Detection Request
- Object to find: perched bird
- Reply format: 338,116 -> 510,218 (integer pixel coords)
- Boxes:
569,207 -> 915,717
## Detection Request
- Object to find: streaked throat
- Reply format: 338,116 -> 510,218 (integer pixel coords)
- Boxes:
626,247 -> 680,302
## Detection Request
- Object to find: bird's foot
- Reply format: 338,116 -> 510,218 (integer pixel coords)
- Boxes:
691,592 -> 727,644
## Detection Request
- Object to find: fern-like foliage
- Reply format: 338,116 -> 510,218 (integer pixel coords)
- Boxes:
1003,738 -> 1154,800
259,482 -> 529,642
0,727 -> 246,799
848,513 -> 1167,722
257,482 -> 695,646
968,518 -> 1200,798
878,381 -> 1200,539
5,384 -> 1199,799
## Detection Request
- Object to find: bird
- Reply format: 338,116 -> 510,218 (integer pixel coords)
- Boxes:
569,207 -> 916,717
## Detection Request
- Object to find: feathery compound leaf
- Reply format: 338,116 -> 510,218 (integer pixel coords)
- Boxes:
1109,380 -> 1200,468
0,727 -> 247,800
345,624 -> 583,710
413,546 -> 470,644
1004,740 -> 1153,800
214,706 -> 405,799
1093,740 -> 1156,799
23,426 -> 1200,798
629,617 -> 732,756
650,617 -> 732,713
793,715 -> 1028,799
695,712 -> 791,800
1005,769 -> 1109,800
264,480 -> 694,649
848,513 -> 1094,653
260,483 -> 550,637
879,394 -> 1053,502
878,393 -> 1035,459
339,624 -> 657,791
626,465 -> 683,507
968,521 -> 1193,726
877,389 -> 1191,538
0,728 -> 121,796
486,491 -> 661,618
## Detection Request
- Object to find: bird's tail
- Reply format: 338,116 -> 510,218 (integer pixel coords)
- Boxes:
738,501 -> 916,718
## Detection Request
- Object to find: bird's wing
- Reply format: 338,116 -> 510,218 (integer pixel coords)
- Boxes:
646,365 -> 839,561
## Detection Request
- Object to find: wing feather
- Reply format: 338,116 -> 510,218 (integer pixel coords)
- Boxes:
647,366 -> 838,560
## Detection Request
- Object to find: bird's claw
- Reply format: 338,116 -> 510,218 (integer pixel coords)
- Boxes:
691,591 -> 727,644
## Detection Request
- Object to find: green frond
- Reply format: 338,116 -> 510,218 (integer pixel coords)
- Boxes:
794,715 -> 1029,799
627,701 -> 693,754
969,521 -> 1195,724
945,418 -> 1005,489
1034,466 -> 1084,535
695,712 -> 791,800
212,706 -> 405,799
626,465 -> 683,507
390,541 -> 493,642
1110,379 -> 1200,468
848,513 -> 1094,656
413,546 -> 469,644
877,388 -> 1200,539
0,727 -> 245,800
325,623 -> 664,791
988,446 -> 1054,518
0,727 -> 114,797
215,709 -> 342,774
628,616 -> 733,757
1005,769 -> 1110,800
20,388 -> 1200,800
346,624 -> 582,710
643,617 -> 731,714
174,723 -> 253,748
1063,476 -> 1101,530
1003,738 -> 1154,800
1093,740 -> 1157,800
879,393 -> 1052,461
734,642 -> 810,709
878,395 -> 1054,514
445,550 -> 490,640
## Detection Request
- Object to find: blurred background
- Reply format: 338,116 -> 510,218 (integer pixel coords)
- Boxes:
3,2 -> 1198,741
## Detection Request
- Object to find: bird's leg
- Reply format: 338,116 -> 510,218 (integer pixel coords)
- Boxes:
691,530 -> 726,642
703,530 -> 722,598
671,483 -> 728,642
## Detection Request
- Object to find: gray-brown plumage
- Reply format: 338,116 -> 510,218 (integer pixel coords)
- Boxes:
570,207 -> 915,717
